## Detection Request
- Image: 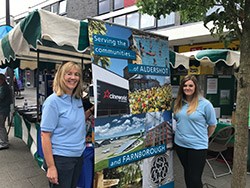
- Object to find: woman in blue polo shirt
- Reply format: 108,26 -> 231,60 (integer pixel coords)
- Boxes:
41,61 -> 87,188
173,75 -> 217,188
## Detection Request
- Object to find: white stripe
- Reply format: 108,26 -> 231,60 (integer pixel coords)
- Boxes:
175,53 -> 190,69
30,123 -> 38,145
30,142 -> 37,157
8,23 -> 30,57
21,118 -> 29,145
0,40 -> 4,65
39,9 -> 81,51
227,50 -> 240,68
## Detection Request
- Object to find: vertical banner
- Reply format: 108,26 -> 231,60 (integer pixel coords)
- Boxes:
88,18 -> 174,188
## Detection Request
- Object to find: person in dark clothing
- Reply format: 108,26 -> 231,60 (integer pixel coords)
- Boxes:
0,73 -> 12,149
13,76 -> 21,96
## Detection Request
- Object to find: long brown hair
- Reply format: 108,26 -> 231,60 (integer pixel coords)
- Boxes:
53,61 -> 83,98
174,75 -> 200,114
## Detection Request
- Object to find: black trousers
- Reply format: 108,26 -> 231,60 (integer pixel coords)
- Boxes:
44,154 -> 83,188
175,144 -> 207,188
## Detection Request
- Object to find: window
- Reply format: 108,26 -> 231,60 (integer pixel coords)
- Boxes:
111,11 -> 177,30
114,15 -> 126,26
157,12 -> 175,27
98,0 -> 110,15
114,0 -> 124,10
51,3 -> 59,13
59,0 -> 67,14
140,13 -> 155,29
127,12 -> 139,29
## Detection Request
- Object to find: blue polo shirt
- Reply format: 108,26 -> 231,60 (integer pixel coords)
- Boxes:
174,97 -> 217,149
41,93 -> 86,157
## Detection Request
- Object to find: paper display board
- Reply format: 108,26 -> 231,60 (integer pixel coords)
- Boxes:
88,18 -> 174,188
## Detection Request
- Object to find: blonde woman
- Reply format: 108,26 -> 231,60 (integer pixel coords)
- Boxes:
173,75 -> 217,188
41,61 -> 87,188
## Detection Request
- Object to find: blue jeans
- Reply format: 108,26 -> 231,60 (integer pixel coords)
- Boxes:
43,154 -> 83,188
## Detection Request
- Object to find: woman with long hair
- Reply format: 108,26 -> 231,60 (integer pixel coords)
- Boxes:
41,61 -> 87,188
173,75 -> 217,188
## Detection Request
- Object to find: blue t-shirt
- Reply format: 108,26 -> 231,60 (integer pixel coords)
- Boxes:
40,93 -> 86,157
174,97 -> 217,149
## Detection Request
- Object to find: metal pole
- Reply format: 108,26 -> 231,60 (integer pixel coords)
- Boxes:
6,0 -> 10,26
81,58 -> 84,70
36,50 -> 40,122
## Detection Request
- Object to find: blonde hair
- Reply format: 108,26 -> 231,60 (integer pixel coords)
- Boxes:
174,75 -> 200,114
53,61 -> 83,98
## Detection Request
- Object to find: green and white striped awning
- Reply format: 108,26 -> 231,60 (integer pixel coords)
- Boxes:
170,49 -> 240,69
0,9 -> 89,65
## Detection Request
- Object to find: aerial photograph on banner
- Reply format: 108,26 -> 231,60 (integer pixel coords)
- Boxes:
94,110 -> 173,169
94,110 -> 173,187
127,32 -> 170,76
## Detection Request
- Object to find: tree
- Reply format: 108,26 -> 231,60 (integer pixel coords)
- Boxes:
88,19 -> 111,68
137,0 -> 250,187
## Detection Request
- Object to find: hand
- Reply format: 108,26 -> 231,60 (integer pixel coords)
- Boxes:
47,165 -> 59,185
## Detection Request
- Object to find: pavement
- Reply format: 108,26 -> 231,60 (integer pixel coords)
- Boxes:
0,88 -> 49,188
1,87 -> 249,188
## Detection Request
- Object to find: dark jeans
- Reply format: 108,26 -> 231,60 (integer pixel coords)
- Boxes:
43,155 -> 83,188
175,144 -> 207,188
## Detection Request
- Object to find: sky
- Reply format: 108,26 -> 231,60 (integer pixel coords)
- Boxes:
0,0 -> 44,19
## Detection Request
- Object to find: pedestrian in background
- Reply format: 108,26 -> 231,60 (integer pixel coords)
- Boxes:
0,73 -> 12,150
173,75 -> 217,188
41,61 -> 86,188
13,75 -> 21,96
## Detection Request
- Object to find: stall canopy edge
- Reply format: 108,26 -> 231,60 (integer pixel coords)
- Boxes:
170,49 -> 240,69
0,9 -> 90,66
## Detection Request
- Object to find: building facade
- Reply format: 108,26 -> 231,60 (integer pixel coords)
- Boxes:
0,0 -> 230,52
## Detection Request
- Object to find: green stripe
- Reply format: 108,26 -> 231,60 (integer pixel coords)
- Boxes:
196,49 -> 228,63
78,21 -> 89,51
14,112 -> 23,139
0,59 -> 20,69
27,134 -> 33,149
169,50 -> 176,66
20,10 -> 41,48
23,119 -> 33,149
1,35 -> 15,61
34,152 -> 44,167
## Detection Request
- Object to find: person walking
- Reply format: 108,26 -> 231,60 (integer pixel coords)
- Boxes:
173,75 -> 217,188
40,61 -> 88,188
0,73 -> 12,150
13,75 -> 21,96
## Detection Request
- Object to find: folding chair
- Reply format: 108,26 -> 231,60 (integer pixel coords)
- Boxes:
206,126 -> 235,179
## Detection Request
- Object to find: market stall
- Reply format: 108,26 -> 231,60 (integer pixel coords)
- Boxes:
0,9 -> 175,188
0,9 -> 93,188
170,49 -> 240,118
169,49 -> 243,169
